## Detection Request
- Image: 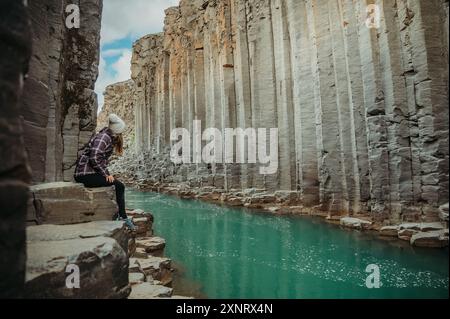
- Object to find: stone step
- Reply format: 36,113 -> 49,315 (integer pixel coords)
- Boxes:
129,273 -> 145,286
26,238 -> 129,298
27,182 -> 117,225
410,230 -> 449,248
135,257 -> 172,286
27,221 -> 129,252
340,217 -> 372,230
128,283 -> 173,299
136,237 -> 166,257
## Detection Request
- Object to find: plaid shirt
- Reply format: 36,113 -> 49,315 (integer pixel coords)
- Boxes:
74,128 -> 114,177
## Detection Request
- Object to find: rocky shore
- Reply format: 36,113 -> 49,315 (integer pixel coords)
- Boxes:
25,182 -> 192,299
117,169 -> 449,249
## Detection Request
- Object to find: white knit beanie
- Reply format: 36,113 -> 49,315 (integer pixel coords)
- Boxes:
108,114 -> 126,135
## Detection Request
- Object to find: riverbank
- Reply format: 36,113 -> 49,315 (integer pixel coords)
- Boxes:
24,182 -> 193,299
118,175 -> 449,249
125,189 -> 449,299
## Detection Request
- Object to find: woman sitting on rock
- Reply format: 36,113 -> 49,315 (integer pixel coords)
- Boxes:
74,114 -> 136,230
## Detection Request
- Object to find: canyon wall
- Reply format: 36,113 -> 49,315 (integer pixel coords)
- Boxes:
1,0 -> 102,297
98,80 -> 135,147
0,0 -> 32,298
111,0 -> 449,223
21,0 -> 102,183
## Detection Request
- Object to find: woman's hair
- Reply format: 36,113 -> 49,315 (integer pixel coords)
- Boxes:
113,134 -> 124,156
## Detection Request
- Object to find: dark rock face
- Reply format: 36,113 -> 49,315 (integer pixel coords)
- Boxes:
0,0 -> 32,298
27,182 -> 117,225
25,222 -> 131,299
21,0 -> 103,183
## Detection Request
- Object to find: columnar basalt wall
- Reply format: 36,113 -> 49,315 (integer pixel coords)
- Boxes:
98,80 -> 135,147
21,0 -> 103,183
126,0 -> 449,223
0,0 -> 32,298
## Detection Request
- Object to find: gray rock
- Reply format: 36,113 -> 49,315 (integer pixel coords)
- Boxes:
340,217 -> 372,230
129,258 -> 141,273
0,0 -> 32,298
439,203 -> 449,222
136,237 -> 166,257
27,182 -> 117,225
95,0 -> 448,223
410,230 -> 449,248
128,283 -> 173,299
379,226 -> 399,237
129,273 -> 145,286
399,222 -> 445,232
25,237 -> 129,299
20,0 -> 102,183
136,257 -> 172,286
27,221 -> 129,252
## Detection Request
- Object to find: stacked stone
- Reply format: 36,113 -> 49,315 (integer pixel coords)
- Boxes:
126,209 -> 192,299
22,182 -> 192,298
106,0 -> 448,225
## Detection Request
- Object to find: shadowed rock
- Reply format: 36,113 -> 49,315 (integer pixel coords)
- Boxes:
27,182 -> 117,225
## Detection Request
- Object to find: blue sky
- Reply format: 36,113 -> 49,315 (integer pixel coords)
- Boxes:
95,0 -> 179,111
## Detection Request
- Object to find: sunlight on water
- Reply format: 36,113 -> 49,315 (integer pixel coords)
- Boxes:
127,190 -> 449,299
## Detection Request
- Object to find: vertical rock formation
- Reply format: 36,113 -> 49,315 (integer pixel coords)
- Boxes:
107,0 -> 449,223
1,0 -> 102,297
0,0 -> 32,298
98,80 -> 135,147
21,0 -> 102,183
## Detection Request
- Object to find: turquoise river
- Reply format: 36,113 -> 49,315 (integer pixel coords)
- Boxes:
126,190 -> 449,299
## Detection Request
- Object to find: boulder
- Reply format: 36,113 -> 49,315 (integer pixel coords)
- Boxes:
128,283 -> 173,299
129,258 -> 141,273
398,228 -> 417,241
25,237 -> 130,298
136,237 -> 166,257
398,222 -> 445,232
128,237 -> 136,256
439,203 -> 449,222
27,221 -> 130,252
410,230 -> 449,248
129,273 -> 145,286
132,216 -> 152,235
340,217 -> 372,230
134,247 -> 149,259
27,182 -> 117,225
379,226 -> 399,237
136,257 -> 172,286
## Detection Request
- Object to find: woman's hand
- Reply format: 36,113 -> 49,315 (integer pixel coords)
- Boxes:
106,175 -> 115,183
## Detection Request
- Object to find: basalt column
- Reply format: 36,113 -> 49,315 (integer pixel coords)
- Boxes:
0,0 -> 32,298
120,0 -> 448,222
20,0 -> 102,183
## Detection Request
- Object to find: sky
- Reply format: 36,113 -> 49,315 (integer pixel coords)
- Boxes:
95,0 -> 179,111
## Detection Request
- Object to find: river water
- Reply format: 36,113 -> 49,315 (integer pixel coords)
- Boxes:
126,189 -> 449,299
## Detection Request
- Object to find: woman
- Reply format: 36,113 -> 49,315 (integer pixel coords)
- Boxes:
74,114 -> 136,230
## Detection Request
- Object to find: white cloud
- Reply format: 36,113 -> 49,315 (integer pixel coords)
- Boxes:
100,0 -> 179,46
95,48 -> 132,110
95,0 -> 179,112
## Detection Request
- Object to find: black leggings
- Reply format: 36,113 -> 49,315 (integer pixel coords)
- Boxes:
75,174 -> 127,219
